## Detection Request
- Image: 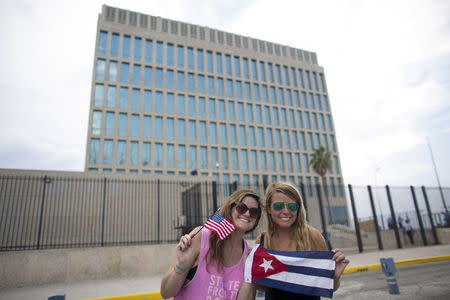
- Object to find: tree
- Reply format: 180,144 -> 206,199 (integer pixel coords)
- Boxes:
310,147 -> 333,223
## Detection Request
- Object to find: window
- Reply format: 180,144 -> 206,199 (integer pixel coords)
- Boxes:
143,116 -> 151,138
187,48 -> 194,69
177,95 -> 185,115
281,108 -> 287,126
92,111 -> 101,135
188,73 -> 195,93
304,111 -> 310,129
208,76 -> 215,95
167,118 -> 174,140
251,60 -> 258,80
225,55 -> 232,76
211,147 -> 218,168
155,117 -> 163,139
96,59 -> 106,81
241,149 -> 248,171
216,53 -> 223,74
120,63 -> 130,83
275,64 -> 282,84
200,146 -> 208,169
199,121 -> 207,142
166,93 -> 174,114
218,100 -> 225,120
98,31 -> 108,56
142,142 -> 150,166
177,71 -> 184,92
156,41 -> 163,65
217,78 -> 224,96
291,131 -> 298,149
277,152 -> 284,171
255,105 -> 262,124
259,61 -> 266,82
197,49 -> 204,71
298,69 -> 305,88
239,125 -> 246,146
228,101 -> 235,121
289,109 -> 295,128
275,129 -> 282,148
250,150 -> 258,170
131,89 -> 140,110
178,145 -> 186,168
262,85 -> 268,102
145,39 -> 153,62
257,127 -> 264,147
264,106 -> 271,125
266,128 -> 273,148
229,124 -> 237,144
245,82 -> 251,100
105,139 -> 115,165
231,149 -> 238,170
109,61 -> 117,82
294,153 -> 301,172
189,146 -> 197,169
119,87 -> 127,109
122,36 -> 130,59
177,119 -> 185,141
305,70 -> 312,90
134,37 -> 141,60
117,140 -> 126,165
209,98 -> 216,119
269,151 -> 276,171
155,91 -> 163,113
105,112 -> 114,136
130,114 -> 139,138
188,96 -> 196,116
177,45 -> 184,68
273,107 -> 279,125
286,152 -> 293,172
107,86 -> 115,108
243,58 -> 249,79
167,43 -> 174,66
198,74 -> 205,94
246,104 -> 253,123
144,66 -> 152,86
199,97 -> 206,118
166,70 -> 174,89
167,144 -> 175,168
238,103 -> 245,122
220,123 -> 227,144
283,66 -> 290,86
234,56 -> 241,77
155,143 -> 163,167
130,141 -> 139,166
268,63 -> 274,83
253,84 -> 260,101
156,68 -> 163,88
94,84 -> 103,107
111,33 -> 119,57
270,87 -> 276,104
259,151 -> 267,171
189,120 -> 196,141
207,51 -> 213,72
286,90 -> 292,106
226,79 -> 233,98
291,67 -> 298,87
283,130 -> 290,149
119,113 -> 127,136
278,88 -> 285,105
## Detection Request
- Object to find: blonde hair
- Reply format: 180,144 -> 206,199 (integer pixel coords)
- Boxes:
207,189 -> 261,271
264,182 -> 311,251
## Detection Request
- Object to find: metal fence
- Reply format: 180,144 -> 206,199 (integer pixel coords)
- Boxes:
1,173 -> 449,252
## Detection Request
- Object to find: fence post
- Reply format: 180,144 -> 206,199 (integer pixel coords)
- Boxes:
101,177 -> 107,247
410,186 -> 427,246
37,176 -> 51,250
348,184 -> 363,253
368,185 -> 383,250
385,185 -> 402,249
157,179 -> 161,243
212,181 -> 218,212
300,183 -> 309,221
421,186 -> 440,244
316,184 -> 332,250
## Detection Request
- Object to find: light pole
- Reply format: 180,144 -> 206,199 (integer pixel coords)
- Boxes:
427,137 -> 448,216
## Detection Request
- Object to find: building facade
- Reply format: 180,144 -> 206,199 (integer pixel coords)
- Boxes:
85,5 -> 347,223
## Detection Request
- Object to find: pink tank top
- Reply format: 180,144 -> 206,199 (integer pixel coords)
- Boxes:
174,228 -> 249,300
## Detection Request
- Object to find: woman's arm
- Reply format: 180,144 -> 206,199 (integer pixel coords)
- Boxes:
160,227 -> 202,298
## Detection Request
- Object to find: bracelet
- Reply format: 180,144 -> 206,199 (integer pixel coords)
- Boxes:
174,263 -> 187,274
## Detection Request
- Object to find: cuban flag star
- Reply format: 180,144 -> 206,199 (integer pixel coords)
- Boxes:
244,245 -> 336,298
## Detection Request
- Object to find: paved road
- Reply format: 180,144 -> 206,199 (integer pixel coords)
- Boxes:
334,260 -> 450,299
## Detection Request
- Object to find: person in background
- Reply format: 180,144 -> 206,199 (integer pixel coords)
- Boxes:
403,219 -> 414,245
238,182 -> 349,300
160,189 -> 262,300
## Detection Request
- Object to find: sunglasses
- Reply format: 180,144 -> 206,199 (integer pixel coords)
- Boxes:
234,202 -> 261,219
272,202 -> 299,212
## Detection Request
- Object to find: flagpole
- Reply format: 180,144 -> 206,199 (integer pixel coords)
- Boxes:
426,137 -> 448,216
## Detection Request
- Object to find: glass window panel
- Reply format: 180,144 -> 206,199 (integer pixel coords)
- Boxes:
259,61 -> 266,82
270,87 -> 276,104
305,70 -> 312,89
253,83 -> 260,101
277,152 -> 284,171
268,63 -> 274,83
291,67 -> 298,87
144,66 -> 152,86
236,81 -> 242,99
239,125 -> 246,146
155,91 -> 163,114
177,95 -> 185,115
312,113 -> 318,130
269,151 -> 275,171
177,71 -> 184,92
286,89 -> 292,106
243,58 -> 249,79
156,41 -> 163,65
188,96 -> 196,116
294,91 -> 300,107
105,112 -> 114,136
103,139 -> 113,164
156,68 -> 163,88
278,88 -> 285,105
283,130 -> 290,149
167,93 -> 174,114
145,39 -> 153,62
241,149 -> 248,171
238,103 -> 245,122
155,143 -> 163,167
177,45 -> 184,68
167,43 -> 174,66
187,47 -> 194,69
131,89 -> 140,110
275,129 -> 282,148
111,33 -> 119,57
250,150 -> 258,170
294,153 -> 301,172
286,152 -> 293,172
167,144 -> 175,168
220,123 -> 227,144
144,90 -> 151,112
289,109 -> 295,128
225,55 -> 232,76
207,51 -> 213,72
208,76 -> 215,95
281,108 -> 287,126
245,82 -> 251,100
96,59 -> 105,80
216,53 -> 223,74
178,145 -> 186,168
109,61 -> 117,82
275,64 -> 282,84
262,85 -> 268,102
130,141 -> 139,166
188,73 -> 195,93
197,49 -> 204,71
229,124 -> 237,144
94,84 -> 104,107
200,146 -> 208,169
116,140 -> 126,165
298,69 -> 305,89
134,37 -> 141,60
307,132 -> 313,151
143,116 -> 151,138
323,95 -> 329,112
122,35 -> 130,59
217,78 -> 224,96
119,113 -> 127,136
210,122 -> 217,144
291,131 -> 298,149
167,118 -> 174,140
218,100 -> 225,120
198,74 -> 205,94
259,151 -> 267,171
189,146 -> 197,169
231,149 -> 238,170
107,86 -> 115,108
234,56 -> 241,77
255,105 -> 262,124
257,127 -> 264,147
177,119 -> 185,141
130,114 -> 139,138
246,104 -> 253,123
226,79 -> 233,98
200,121 -> 207,142
92,111 -> 101,135
251,60 -> 258,80
199,97 -> 206,118
211,147 -> 218,168
300,132 -> 306,151
304,111 -> 310,129
166,70 -> 174,89
120,63 -> 130,83
228,101 -> 235,121
273,107 -> 279,125
189,120 -> 196,141
249,126 -> 256,146
283,66 -> 290,86
119,87 -> 127,109
264,106 -> 271,125
155,116 -> 163,139
266,128 -> 273,148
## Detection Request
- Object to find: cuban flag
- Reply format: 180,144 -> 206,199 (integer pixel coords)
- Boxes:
204,211 -> 236,240
244,245 -> 335,298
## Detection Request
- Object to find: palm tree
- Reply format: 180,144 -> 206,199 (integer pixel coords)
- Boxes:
310,147 -> 333,223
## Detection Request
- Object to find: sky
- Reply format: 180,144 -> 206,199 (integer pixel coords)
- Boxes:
0,0 -> 449,187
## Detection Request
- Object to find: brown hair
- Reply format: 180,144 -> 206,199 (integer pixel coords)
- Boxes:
264,182 -> 311,251
207,189 -> 261,271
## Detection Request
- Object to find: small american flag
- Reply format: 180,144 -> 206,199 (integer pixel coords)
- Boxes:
204,211 -> 236,240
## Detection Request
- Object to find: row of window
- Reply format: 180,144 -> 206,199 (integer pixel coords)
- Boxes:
91,112 -> 337,152
89,139 -> 341,175
98,31 -> 326,92
96,61 -> 329,110
93,87 -> 333,130
86,167 -> 344,198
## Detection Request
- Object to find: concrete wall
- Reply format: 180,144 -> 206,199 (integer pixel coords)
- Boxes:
0,244 -> 175,289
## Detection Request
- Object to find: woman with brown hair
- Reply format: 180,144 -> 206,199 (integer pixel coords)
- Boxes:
239,182 -> 349,300
160,189 -> 262,299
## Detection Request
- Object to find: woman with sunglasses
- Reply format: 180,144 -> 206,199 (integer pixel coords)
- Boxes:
238,182 -> 349,300
160,189 -> 262,300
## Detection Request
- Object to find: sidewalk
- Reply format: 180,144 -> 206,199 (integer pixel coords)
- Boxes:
1,244 -> 449,300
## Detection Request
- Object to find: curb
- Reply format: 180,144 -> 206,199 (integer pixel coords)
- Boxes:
343,254 -> 450,274
84,254 -> 450,300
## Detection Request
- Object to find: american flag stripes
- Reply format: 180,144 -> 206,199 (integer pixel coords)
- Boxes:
203,211 -> 236,240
